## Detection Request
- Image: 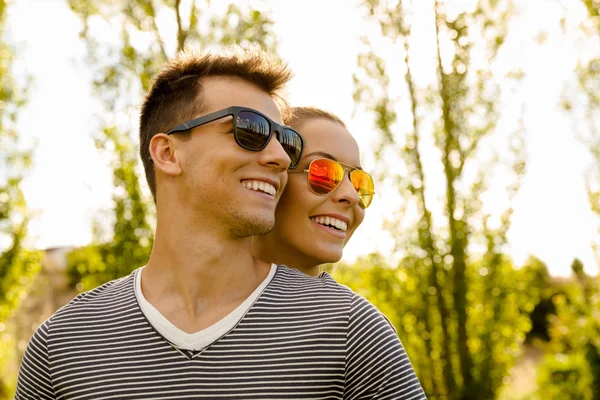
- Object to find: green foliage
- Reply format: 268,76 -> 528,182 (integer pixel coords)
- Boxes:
466,255 -> 545,398
0,243 -> 41,323
66,123 -> 154,291
540,260 -> 600,398
336,254 -> 547,400
537,352 -> 594,400
558,5 -> 600,395
65,123 -> 154,290
574,0 -> 600,266
0,247 -> 40,396
353,1 -> 527,398
524,257 -> 557,345
0,0 -> 41,395
583,0 -> 600,20
65,0 -> 280,290
565,5 -> 600,395
0,0 -> 30,325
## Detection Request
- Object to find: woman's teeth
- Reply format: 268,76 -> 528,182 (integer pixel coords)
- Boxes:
310,216 -> 348,232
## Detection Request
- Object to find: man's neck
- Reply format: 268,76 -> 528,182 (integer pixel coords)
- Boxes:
142,220 -> 271,333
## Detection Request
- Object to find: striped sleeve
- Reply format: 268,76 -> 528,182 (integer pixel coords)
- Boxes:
344,294 -> 426,399
15,319 -> 55,400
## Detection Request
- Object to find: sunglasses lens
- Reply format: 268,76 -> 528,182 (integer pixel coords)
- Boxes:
279,128 -> 304,168
308,159 -> 344,195
351,170 -> 375,209
235,111 -> 271,150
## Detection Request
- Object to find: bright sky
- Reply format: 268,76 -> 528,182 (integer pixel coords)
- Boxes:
5,0 -> 599,276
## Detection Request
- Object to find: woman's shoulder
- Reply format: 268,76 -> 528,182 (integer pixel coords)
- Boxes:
270,264 -> 357,300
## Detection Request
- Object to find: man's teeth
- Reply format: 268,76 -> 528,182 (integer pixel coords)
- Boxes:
242,180 -> 276,196
310,216 -> 348,232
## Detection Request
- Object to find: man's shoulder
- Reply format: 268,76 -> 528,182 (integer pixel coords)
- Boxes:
49,271 -> 138,324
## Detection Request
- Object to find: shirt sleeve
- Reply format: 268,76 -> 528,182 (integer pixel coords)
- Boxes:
344,294 -> 427,399
15,319 -> 55,399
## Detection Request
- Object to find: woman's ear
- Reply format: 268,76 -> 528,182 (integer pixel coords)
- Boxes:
149,133 -> 182,176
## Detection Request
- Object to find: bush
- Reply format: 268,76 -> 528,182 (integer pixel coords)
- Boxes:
537,352 -> 593,400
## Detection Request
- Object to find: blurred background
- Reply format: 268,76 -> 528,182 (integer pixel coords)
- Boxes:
1,0 -> 599,398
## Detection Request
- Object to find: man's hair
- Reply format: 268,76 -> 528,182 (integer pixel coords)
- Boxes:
140,45 -> 293,201
287,106 -> 346,130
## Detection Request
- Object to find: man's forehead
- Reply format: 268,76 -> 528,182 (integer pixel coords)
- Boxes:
198,76 -> 283,123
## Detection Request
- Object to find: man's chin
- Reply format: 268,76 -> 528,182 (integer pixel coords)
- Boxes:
252,223 -> 275,237
231,216 -> 275,238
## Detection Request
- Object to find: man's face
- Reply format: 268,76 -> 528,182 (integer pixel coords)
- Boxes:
173,76 -> 290,237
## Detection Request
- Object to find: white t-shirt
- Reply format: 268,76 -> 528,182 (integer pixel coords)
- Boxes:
134,263 -> 277,351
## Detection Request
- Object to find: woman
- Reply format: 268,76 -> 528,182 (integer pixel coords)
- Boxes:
252,106 -> 425,398
252,106 -> 374,276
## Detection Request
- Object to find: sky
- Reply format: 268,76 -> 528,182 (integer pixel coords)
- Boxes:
4,0 -> 599,276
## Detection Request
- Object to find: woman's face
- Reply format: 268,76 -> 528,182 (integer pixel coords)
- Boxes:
269,118 -> 366,269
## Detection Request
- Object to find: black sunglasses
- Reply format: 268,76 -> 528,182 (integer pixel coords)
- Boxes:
166,106 -> 305,168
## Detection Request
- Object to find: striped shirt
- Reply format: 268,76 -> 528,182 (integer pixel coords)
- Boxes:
16,265 -> 426,399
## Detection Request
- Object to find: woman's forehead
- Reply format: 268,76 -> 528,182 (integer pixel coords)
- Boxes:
299,118 -> 361,166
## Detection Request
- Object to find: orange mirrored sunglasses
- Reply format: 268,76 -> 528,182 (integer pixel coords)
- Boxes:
289,158 -> 375,209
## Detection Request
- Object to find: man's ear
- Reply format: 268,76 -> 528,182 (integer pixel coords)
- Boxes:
149,133 -> 183,176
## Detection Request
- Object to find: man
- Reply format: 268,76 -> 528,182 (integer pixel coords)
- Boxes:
16,46 -> 426,399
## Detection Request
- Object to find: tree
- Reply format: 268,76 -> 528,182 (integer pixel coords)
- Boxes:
538,258 -> 600,399
552,4 -> 600,395
578,0 -> 600,268
335,253 -> 544,400
543,5 -> 600,397
352,1 -> 531,398
0,0 -> 42,394
65,0 -> 279,290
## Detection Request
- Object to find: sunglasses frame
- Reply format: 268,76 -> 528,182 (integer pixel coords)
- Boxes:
166,106 -> 305,168
289,158 -> 375,209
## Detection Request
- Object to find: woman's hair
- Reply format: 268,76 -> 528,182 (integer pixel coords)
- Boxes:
287,106 -> 346,130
